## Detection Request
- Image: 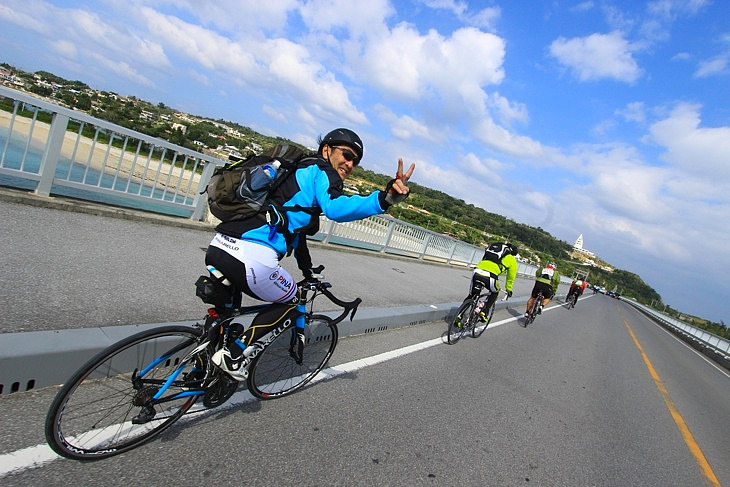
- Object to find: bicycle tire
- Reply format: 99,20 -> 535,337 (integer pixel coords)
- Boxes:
247,315 -> 337,399
448,300 -> 473,344
472,300 -> 495,338
45,325 -> 203,460
524,294 -> 541,327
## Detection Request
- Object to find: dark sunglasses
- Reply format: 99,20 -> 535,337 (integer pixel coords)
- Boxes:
331,146 -> 359,165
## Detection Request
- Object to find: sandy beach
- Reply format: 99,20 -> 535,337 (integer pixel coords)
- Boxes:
0,110 -> 207,198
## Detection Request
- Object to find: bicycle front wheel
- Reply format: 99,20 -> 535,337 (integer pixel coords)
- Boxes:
472,301 -> 495,338
247,315 -> 337,399
448,301 -> 474,344
45,325 -> 203,460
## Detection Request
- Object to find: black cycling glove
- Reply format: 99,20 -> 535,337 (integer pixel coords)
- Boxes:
383,177 -> 410,205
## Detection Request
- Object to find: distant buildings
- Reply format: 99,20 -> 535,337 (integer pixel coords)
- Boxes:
573,234 -> 595,257
572,234 -> 613,272
0,66 -> 24,87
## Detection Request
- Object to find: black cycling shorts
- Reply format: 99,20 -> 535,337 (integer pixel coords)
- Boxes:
531,281 -> 554,299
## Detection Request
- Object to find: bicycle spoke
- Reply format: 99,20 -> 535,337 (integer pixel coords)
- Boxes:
46,326 -> 202,460
248,317 -> 337,399
448,301 -> 475,344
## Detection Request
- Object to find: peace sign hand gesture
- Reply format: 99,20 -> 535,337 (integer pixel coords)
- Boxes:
384,158 -> 416,206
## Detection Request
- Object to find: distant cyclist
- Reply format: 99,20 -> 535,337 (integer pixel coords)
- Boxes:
525,262 -> 560,318
459,242 -> 518,323
567,278 -> 587,306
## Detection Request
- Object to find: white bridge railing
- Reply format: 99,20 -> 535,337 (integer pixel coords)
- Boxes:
0,85 -> 222,219
0,85 -> 493,267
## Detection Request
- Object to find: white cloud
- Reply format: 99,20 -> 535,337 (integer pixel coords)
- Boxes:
50,40 -> 78,59
298,0 -> 394,38
469,6 -> 501,31
572,1 -> 595,13
473,117 -> 544,158
460,152 -> 508,181
591,119 -> 617,136
616,101 -> 646,123
93,56 -> 157,87
357,22 -> 523,156
137,6 -> 366,125
694,56 -> 729,77
549,31 -> 642,82
186,69 -> 211,87
360,25 -> 505,106
373,105 -> 432,141
418,0 -> 467,15
488,92 -> 528,126
418,0 -> 500,30
1,1 -> 171,73
648,102 -> 730,185
0,1 -> 47,31
693,31 -> 730,77
593,164 -> 669,222
646,0 -> 710,18
143,0 -> 297,35
262,104 -> 287,123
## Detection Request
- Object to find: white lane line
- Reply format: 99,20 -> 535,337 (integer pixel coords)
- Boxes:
0,312 -> 533,478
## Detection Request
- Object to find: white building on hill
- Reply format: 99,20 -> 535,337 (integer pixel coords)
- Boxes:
573,234 -> 595,257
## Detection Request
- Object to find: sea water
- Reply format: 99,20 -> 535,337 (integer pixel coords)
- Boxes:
0,129 -> 195,218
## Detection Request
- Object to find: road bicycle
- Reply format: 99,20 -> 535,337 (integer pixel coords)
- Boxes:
447,283 -> 498,344
523,291 -> 544,327
45,269 -> 359,461
565,290 -> 578,309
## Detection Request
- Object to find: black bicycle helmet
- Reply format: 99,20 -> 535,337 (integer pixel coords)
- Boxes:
506,243 -> 519,255
318,128 -> 364,161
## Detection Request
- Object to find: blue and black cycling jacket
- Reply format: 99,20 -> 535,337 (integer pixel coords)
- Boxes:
215,156 -> 391,269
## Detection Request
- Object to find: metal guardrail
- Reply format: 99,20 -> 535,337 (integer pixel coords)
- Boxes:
312,213 -> 539,269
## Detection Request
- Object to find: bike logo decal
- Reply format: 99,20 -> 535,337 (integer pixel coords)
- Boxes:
247,318 -> 293,360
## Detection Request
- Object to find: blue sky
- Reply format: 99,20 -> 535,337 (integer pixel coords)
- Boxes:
1,0 -> 729,324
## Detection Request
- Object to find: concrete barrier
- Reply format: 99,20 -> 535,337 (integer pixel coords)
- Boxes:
0,297 -> 532,395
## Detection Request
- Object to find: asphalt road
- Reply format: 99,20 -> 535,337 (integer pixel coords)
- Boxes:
1,295 -> 728,486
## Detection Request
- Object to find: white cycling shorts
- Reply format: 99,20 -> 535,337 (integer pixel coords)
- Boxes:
472,268 -> 499,293
209,233 -> 297,303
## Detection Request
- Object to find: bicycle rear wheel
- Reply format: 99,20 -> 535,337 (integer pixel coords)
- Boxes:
247,315 -> 337,399
524,295 -> 541,327
472,300 -> 495,338
45,325 -> 203,460
448,301 -> 474,344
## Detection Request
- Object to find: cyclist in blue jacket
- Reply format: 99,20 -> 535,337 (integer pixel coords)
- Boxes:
206,128 -> 415,380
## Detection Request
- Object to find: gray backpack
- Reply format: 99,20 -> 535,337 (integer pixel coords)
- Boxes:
204,144 -> 306,222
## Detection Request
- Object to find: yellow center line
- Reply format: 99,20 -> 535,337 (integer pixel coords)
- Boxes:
621,311 -> 721,487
